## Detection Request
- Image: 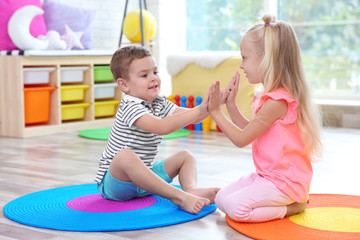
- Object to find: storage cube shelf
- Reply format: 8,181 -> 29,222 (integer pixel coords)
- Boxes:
0,54 -> 120,138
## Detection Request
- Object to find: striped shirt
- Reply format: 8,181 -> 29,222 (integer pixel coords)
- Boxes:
95,94 -> 177,183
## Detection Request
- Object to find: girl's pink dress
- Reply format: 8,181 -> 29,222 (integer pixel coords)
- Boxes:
215,88 -> 312,222
253,88 -> 312,203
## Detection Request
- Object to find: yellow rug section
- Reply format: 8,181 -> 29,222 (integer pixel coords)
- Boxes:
289,207 -> 360,233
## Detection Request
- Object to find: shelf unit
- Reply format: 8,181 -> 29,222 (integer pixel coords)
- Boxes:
0,54 -> 121,138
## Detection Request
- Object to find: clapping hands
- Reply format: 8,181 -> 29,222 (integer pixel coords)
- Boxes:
207,71 -> 240,113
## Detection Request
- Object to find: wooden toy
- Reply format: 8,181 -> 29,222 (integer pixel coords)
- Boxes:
174,95 -> 180,106
167,94 -> 174,103
180,96 -> 187,129
180,96 -> 187,108
194,96 -> 202,131
202,116 -> 211,131
186,95 -> 194,130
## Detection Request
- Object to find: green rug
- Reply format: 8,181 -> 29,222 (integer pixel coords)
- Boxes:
79,128 -> 191,140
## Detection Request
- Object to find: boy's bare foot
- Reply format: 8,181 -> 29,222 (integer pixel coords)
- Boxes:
185,187 -> 221,204
171,192 -> 210,214
285,201 -> 307,216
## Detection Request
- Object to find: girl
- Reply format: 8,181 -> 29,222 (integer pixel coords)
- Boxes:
207,14 -> 322,222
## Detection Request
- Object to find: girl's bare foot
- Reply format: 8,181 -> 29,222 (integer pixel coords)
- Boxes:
285,201 -> 307,216
185,187 -> 221,204
171,192 -> 210,214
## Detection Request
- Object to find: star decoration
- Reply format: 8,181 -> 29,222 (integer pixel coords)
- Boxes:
61,24 -> 84,50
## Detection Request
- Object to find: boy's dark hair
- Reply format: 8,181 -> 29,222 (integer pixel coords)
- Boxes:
110,46 -> 152,80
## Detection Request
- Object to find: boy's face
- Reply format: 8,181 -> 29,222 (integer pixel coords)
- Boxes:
119,56 -> 161,103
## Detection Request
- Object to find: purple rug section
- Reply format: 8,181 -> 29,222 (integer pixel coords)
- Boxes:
66,194 -> 157,212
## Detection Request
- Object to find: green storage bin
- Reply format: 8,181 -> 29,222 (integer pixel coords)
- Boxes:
94,65 -> 114,82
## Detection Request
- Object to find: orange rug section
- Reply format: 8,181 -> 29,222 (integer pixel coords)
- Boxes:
226,194 -> 360,240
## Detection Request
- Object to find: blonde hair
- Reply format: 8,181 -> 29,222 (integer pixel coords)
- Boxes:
245,14 -> 322,161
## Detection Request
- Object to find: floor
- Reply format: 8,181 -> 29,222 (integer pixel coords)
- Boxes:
1,127 -> 360,240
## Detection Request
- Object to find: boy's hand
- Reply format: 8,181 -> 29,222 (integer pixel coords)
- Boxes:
208,81 -> 222,113
198,90 -> 209,115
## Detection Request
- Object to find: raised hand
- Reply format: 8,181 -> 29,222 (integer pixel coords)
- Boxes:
226,71 -> 240,105
208,81 -> 222,113
198,87 -> 210,115
221,83 -> 230,105
220,71 -> 240,105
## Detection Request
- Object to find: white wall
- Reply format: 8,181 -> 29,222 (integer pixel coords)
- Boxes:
46,0 -> 132,50
150,0 -> 186,96
48,0 -> 187,96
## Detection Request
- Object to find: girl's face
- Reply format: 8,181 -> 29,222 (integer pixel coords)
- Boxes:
120,56 -> 161,103
239,36 -> 262,84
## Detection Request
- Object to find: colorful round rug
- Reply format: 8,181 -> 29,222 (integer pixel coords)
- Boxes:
4,183 -> 216,232
79,128 -> 191,140
226,194 -> 360,240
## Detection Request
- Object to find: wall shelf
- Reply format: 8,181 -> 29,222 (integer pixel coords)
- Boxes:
0,54 -> 120,138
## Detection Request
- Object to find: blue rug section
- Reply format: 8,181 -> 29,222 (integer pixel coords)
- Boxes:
4,184 -> 217,232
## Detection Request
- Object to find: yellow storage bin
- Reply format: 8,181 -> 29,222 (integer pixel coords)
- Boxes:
61,85 -> 89,102
95,100 -> 120,117
61,103 -> 90,121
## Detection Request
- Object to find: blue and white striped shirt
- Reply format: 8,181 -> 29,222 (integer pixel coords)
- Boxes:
95,94 -> 176,183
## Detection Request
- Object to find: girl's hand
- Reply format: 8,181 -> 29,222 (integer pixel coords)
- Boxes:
208,81 -> 222,113
226,71 -> 240,105
221,83 -> 230,105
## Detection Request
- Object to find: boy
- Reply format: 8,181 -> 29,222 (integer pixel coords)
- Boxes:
95,46 -> 219,214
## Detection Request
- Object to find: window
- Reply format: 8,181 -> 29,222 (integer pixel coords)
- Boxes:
186,0 -> 263,51
279,0 -> 360,97
186,0 -> 360,98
